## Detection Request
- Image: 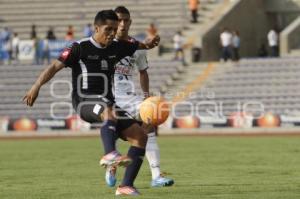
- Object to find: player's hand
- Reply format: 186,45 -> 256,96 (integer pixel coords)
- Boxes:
23,84 -> 40,107
145,35 -> 160,49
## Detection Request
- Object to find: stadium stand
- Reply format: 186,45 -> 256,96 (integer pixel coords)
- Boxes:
3,0 -> 299,131
0,0 -> 188,41
0,0 -> 225,120
0,60 -> 182,119
172,58 -> 300,119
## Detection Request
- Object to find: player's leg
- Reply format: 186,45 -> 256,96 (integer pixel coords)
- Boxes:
76,97 -> 131,168
115,116 -> 148,196
143,124 -> 174,187
99,106 -> 117,153
105,97 -> 140,187
105,122 -> 146,188
99,106 -> 132,167
116,96 -> 174,187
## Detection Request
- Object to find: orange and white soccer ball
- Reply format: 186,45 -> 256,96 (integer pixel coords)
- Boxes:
139,96 -> 170,126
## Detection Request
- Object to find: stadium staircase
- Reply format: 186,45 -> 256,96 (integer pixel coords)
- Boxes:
166,58 -> 300,121
182,0 -> 231,50
151,0 -> 231,97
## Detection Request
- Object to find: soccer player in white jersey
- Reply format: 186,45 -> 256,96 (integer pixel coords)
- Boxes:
103,6 -> 174,189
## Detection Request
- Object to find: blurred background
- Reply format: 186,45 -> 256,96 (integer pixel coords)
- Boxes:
0,0 -> 300,135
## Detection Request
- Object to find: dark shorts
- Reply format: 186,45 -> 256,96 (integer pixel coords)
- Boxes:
72,94 -> 139,134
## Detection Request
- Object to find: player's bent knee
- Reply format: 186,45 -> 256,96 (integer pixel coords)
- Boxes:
131,129 -> 147,148
122,124 -> 148,148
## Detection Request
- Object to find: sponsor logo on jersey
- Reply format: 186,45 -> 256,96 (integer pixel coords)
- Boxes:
108,55 -> 116,59
87,55 -> 99,60
115,65 -> 132,75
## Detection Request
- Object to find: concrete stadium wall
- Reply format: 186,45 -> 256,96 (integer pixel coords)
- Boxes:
264,0 -> 300,30
202,0 -> 271,61
265,0 -> 300,12
280,16 -> 300,55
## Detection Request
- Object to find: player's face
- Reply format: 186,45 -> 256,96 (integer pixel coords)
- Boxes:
116,13 -> 131,38
94,19 -> 118,47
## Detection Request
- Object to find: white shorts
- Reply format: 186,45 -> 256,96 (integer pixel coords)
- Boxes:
115,94 -> 143,119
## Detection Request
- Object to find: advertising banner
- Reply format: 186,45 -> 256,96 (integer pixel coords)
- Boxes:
18,40 -> 35,60
48,40 -> 73,58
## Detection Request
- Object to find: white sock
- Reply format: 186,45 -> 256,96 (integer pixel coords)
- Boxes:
146,132 -> 161,180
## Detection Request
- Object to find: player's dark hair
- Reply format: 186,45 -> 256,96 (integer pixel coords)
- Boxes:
94,10 -> 118,26
114,6 -> 130,16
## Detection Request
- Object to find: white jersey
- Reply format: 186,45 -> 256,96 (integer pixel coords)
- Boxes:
114,45 -> 148,117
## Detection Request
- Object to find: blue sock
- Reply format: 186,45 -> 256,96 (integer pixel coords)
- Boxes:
100,120 -> 118,155
121,146 -> 145,186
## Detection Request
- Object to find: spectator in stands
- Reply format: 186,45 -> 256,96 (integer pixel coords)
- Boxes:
220,27 -> 232,62
189,0 -> 199,23
146,23 -> 163,56
232,30 -> 240,61
0,27 -> 12,64
258,44 -> 268,57
30,24 -> 41,64
42,37 -> 50,65
146,23 -> 158,39
11,32 -> 20,64
173,31 -> 186,65
83,23 -> 93,37
32,34 -> 40,65
30,24 -> 37,40
0,27 -> 11,42
42,28 -> 56,64
46,27 -> 56,40
267,27 -> 279,57
65,25 -> 74,41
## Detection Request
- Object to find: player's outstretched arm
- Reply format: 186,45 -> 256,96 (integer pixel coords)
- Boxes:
23,60 -> 65,106
139,69 -> 150,99
138,35 -> 160,50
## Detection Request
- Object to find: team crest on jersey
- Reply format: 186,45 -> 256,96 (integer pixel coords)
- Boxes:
118,75 -> 123,80
60,48 -> 71,61
101,60 -> 108,70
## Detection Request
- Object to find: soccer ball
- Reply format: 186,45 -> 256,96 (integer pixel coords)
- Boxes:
139,96 -> 170,126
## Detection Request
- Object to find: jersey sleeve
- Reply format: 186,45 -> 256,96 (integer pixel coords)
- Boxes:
57,42 -> 80,68
134,50 -> 148,71
116,40 -> 139,60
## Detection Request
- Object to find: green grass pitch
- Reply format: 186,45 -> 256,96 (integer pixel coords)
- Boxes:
1,136 -> 300,199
